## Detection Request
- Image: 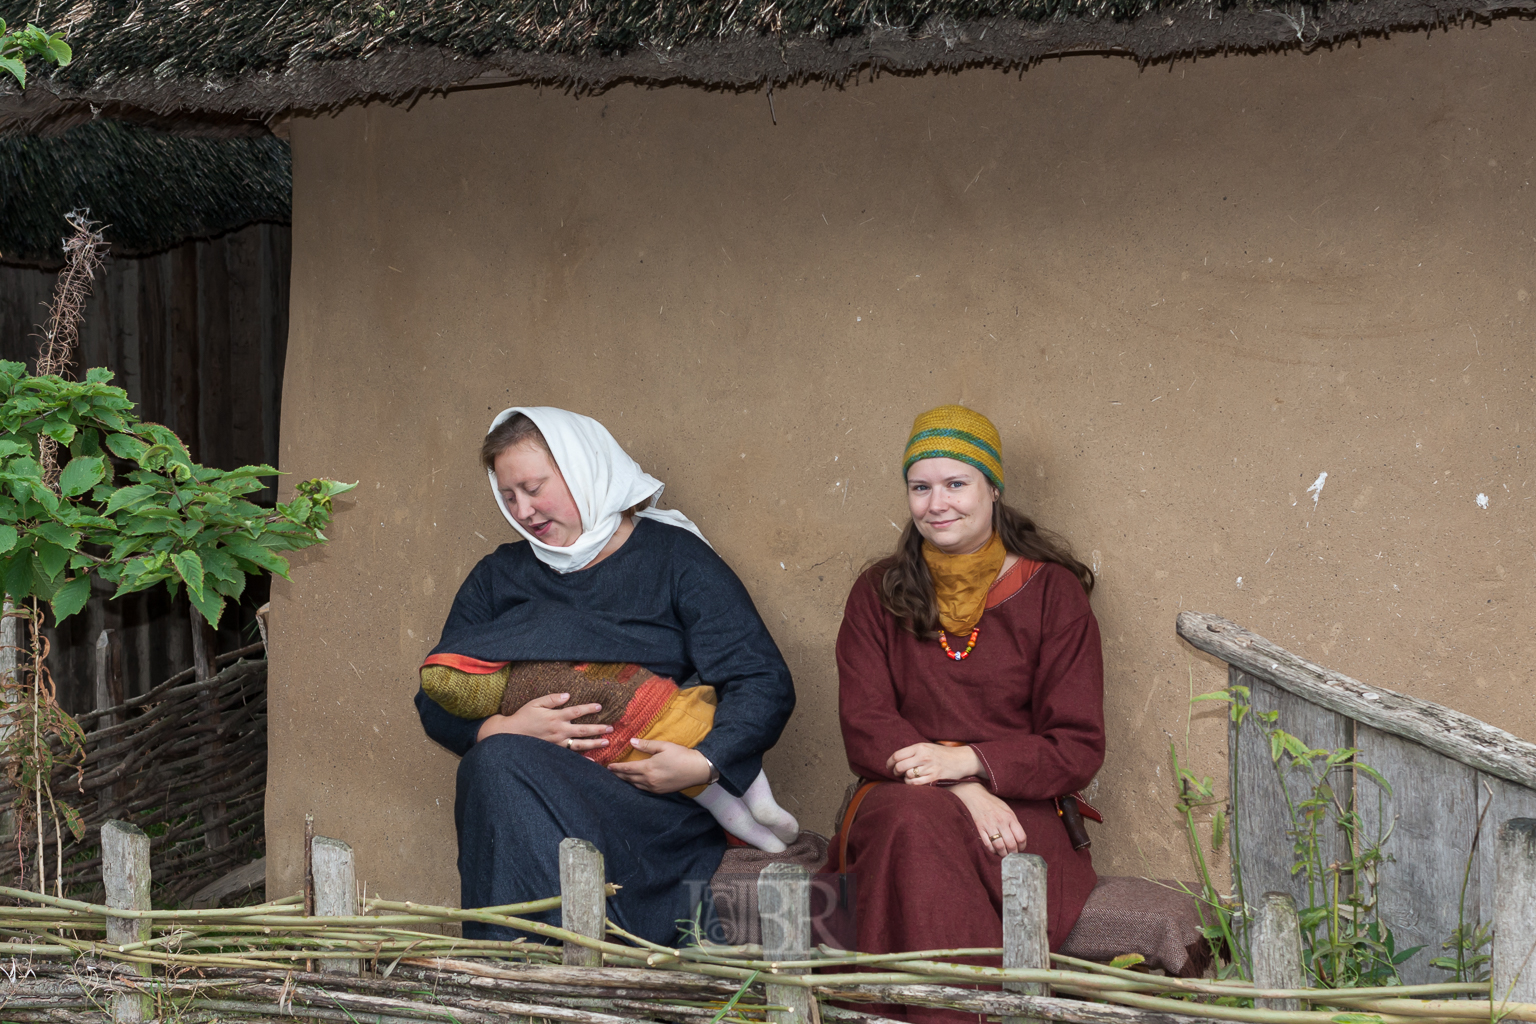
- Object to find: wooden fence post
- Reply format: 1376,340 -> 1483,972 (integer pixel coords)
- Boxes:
1494,818 -> 1536,1003
102,820 -> 151,1023
559,838 -> 606,967
1253,892 -> 1306,1010
94,628 -> 119,728
1002,853 -> 1048,1024
759,862 -> 813,1024
94,629 -> 127,814
311,835 -> 358,976
0,598 -> 18,839
191,606 -> 228,851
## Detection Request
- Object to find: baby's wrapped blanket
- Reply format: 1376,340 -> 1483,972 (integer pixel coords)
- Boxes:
421,655 -> 715,768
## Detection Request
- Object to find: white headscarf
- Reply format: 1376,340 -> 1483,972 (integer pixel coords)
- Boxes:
486,407 -> 710,574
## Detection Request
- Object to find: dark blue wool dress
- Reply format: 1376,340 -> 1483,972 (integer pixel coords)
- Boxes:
415,518 -> 796,944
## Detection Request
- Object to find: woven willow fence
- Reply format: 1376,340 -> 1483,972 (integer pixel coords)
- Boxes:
0,864 -> 1529,1024
0,643 -> 268,904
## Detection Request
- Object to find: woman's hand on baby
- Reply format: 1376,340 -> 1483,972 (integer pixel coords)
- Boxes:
886,742 -> 983,785
608,739 -> 714,793
476,692 -> 612,750
949,782 -> 1028,856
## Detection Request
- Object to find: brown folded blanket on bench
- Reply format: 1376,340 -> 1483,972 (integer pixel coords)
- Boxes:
1059,875 -> 1213,977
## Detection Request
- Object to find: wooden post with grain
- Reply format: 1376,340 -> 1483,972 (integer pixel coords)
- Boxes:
191,607 -> 229,851
102,819 -> 151,1022
759,862 -> 814,1024
311,835 -> 359,976
1494,818 -> 1536,1004
94,629 -> 127,813
559,837 -> 606,967
1252,892 -> 1305,1010
1002,852 -> 1049,1024
0,598 -> 18,839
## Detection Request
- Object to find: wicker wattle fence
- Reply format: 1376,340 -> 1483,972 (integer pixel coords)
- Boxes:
0,636 -> 268,905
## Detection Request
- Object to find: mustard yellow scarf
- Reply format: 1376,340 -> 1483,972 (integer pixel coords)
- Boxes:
922,533 -> 1006,635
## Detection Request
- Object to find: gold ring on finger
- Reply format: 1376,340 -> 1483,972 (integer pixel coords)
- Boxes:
989,833 -> 1003,841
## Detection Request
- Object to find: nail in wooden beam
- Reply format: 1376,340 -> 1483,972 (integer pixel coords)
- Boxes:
759,862 -> 814,1024
102,820 -> 151,1023
1002,853 -> 1049,1024
1495,818 -> 1536,1003
311,835 -> 359,975
559,837 -> 606,967
1253,892 -> 1306,1010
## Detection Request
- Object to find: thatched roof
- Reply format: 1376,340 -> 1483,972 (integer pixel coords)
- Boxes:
0,120 -> 290,266
1,0 -> 1531,134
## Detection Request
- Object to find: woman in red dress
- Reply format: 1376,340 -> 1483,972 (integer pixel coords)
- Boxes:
835,405 -> 1105,1019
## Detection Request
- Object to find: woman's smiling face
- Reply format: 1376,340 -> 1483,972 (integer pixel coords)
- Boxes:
906,457 -> 997,555
494,442 -> 584,547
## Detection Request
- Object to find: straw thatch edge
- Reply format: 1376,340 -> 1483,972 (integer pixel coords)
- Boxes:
2,0 -> 1534,136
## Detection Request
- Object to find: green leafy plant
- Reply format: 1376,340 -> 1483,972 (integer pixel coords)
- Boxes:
1174,682 -> 1422,990
0,362 -> 353,628
0,19 -> 71,88
1171,739 -> 1246,984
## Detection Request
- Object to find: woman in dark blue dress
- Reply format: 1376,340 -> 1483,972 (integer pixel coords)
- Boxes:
414,406 -> 795,944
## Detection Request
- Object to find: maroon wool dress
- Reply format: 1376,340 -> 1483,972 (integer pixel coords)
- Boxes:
835,558 -> 1105,1007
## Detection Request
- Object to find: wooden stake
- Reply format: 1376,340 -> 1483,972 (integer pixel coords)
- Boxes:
312,835 -> 359,976
759,862 -> 813,1024
1253,892 -> 1306,1011
303,813 -> 315,916
102,819 -> 151,1022
191,606 -> 228,850
0,598 -> 19,841
559,838 -> 606,968
1495,818 -> 1536,1003
1003,853 -> 1049,1024
94,630 -> 128,814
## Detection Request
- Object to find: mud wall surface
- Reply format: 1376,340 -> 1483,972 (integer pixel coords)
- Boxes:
272,21 -> 1535,906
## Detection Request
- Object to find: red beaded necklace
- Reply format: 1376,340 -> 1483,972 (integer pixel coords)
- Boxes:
938,626 -> 980,661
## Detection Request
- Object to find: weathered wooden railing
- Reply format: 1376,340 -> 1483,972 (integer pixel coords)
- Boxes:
1179,610 -> 1536,989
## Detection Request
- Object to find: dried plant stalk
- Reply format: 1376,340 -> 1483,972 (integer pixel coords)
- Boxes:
35,210 -> 109,489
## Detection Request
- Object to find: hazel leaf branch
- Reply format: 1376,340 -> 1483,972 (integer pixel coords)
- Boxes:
0,20 -> 72,89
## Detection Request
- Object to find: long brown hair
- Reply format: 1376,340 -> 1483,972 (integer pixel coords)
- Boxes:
877,500 -> 1094,638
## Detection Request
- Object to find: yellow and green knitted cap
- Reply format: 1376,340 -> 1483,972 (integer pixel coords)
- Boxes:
902,405 -> 1004,490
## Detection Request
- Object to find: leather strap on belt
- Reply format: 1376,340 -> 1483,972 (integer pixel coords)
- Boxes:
833,780 -> 881,874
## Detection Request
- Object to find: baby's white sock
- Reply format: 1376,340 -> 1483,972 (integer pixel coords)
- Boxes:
694,784 -> 787,853
743,770 -> 801,845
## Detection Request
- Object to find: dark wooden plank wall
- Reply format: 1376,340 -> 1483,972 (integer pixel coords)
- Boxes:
0,223 -> 291,713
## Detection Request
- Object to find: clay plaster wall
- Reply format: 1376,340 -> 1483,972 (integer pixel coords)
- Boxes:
270,21 -> 1536,906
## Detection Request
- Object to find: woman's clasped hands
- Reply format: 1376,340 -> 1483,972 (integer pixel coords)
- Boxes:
475,694 -> 715,794
886,740 -> 981,785
886,741 -> 1028,856
476,692 -> 612,750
